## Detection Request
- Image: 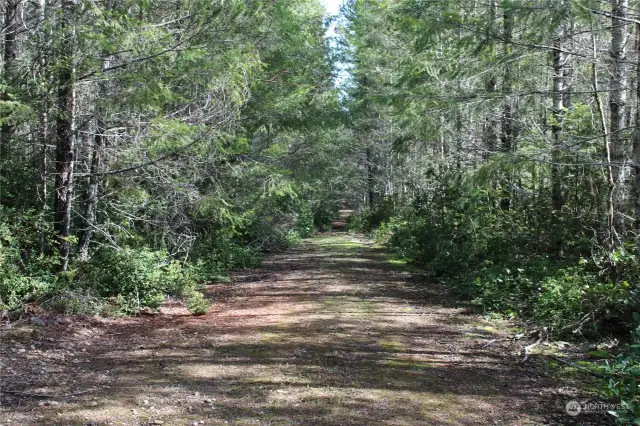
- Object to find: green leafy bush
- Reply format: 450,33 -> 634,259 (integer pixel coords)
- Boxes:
346,214 -> 361,233
184,289 -> 210,316
0,208 -> 56,313
346,200 -> 396,233
535,267 -> 633,335
378,177 -> 637,338
312,200 -> 339,231
191,231 -> 262,281
603,314 -> 640,424
283,229 -> 302,247
79,248 -> 208,315
243,190 -> 308,250
295,201 -> 315,238
465,262 -> 538,317
48,288 -> 106,316
0,274 -> 53,313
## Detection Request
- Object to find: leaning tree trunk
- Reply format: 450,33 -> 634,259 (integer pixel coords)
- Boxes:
54,0 -> 77,271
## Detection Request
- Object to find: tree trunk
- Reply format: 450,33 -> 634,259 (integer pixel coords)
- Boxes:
39,99 -> 49,254
54,0 -> 76,271
609,0 -> 628,243
1,0 -> 18,149
500,5 -> 514,210
367,147 -> 375,206
484,0 -> 499,157
77,0 -> 115,260
77,120 -> 104,260
38,0 -> 49,255
551,45 -> 564,214
634,23 -> 640,255
501,6 -> 514,154
77,129 -> 101,260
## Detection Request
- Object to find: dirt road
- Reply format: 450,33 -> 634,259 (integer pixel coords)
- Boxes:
0,234 -> 602,425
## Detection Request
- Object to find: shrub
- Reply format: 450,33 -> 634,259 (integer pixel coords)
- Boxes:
534,267 -> 633,335
346,210 -> 368,232
283,229 -> 302,247
464,262 -> 538,318
370,221 -> 393,243
0,275 -> 53,313
379,178 -> 638,338
312,200 -> 339,231
192,232 -> 262,281
295,201 -> 315,238
346,199 -> 396,233
47,288 -> 106,316
238,189 -> 319,250
603,314 -> 640,424
184,289 -> 210,316
0,208 -> 56,314
79,248 -> 208,315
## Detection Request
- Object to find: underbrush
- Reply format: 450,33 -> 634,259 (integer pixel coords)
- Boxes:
77,248 -> 208,315
1,193 -> 337,319
602,315 -> 640,423
353,182 -> 640,423
352,189 -> 639,338
0,208 -> 57,316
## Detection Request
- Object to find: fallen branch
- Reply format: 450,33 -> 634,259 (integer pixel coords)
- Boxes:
541,355 -> 610,379
481,339 -> 498,348
521,337 -> 543,363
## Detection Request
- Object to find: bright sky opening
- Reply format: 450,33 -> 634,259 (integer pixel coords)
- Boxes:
320,0 -> 342,15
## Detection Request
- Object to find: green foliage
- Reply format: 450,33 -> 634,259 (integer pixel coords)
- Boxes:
295,201 -> 315,238
184,289 -> 210,316
346,200 -> 396,233
459,260 -> 632,334
535,267 -> 634,334
312,200 -> 339,232
0,273 -> 52,314
376,173 -> 637,337
79,248 -> 208,315
192,232 -> 262,281
370,222 -> 393,243
603,315 -> 640,424
0,0 -> 346,320
346,211 -> 368,232
242,186 -> 323,251
48,288 -> 106,316
0,208 -> 56,314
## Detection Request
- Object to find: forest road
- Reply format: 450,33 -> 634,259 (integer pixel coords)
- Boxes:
1,234 -> 603,425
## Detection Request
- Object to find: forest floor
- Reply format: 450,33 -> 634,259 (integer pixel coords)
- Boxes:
1,231 -> 611,425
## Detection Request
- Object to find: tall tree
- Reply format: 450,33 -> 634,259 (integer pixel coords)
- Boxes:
77,0 -> 116,260
551,5 -> 566,216
1,0 -> 18,148
608,0 -> 629,242
54,0 -> 77,270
